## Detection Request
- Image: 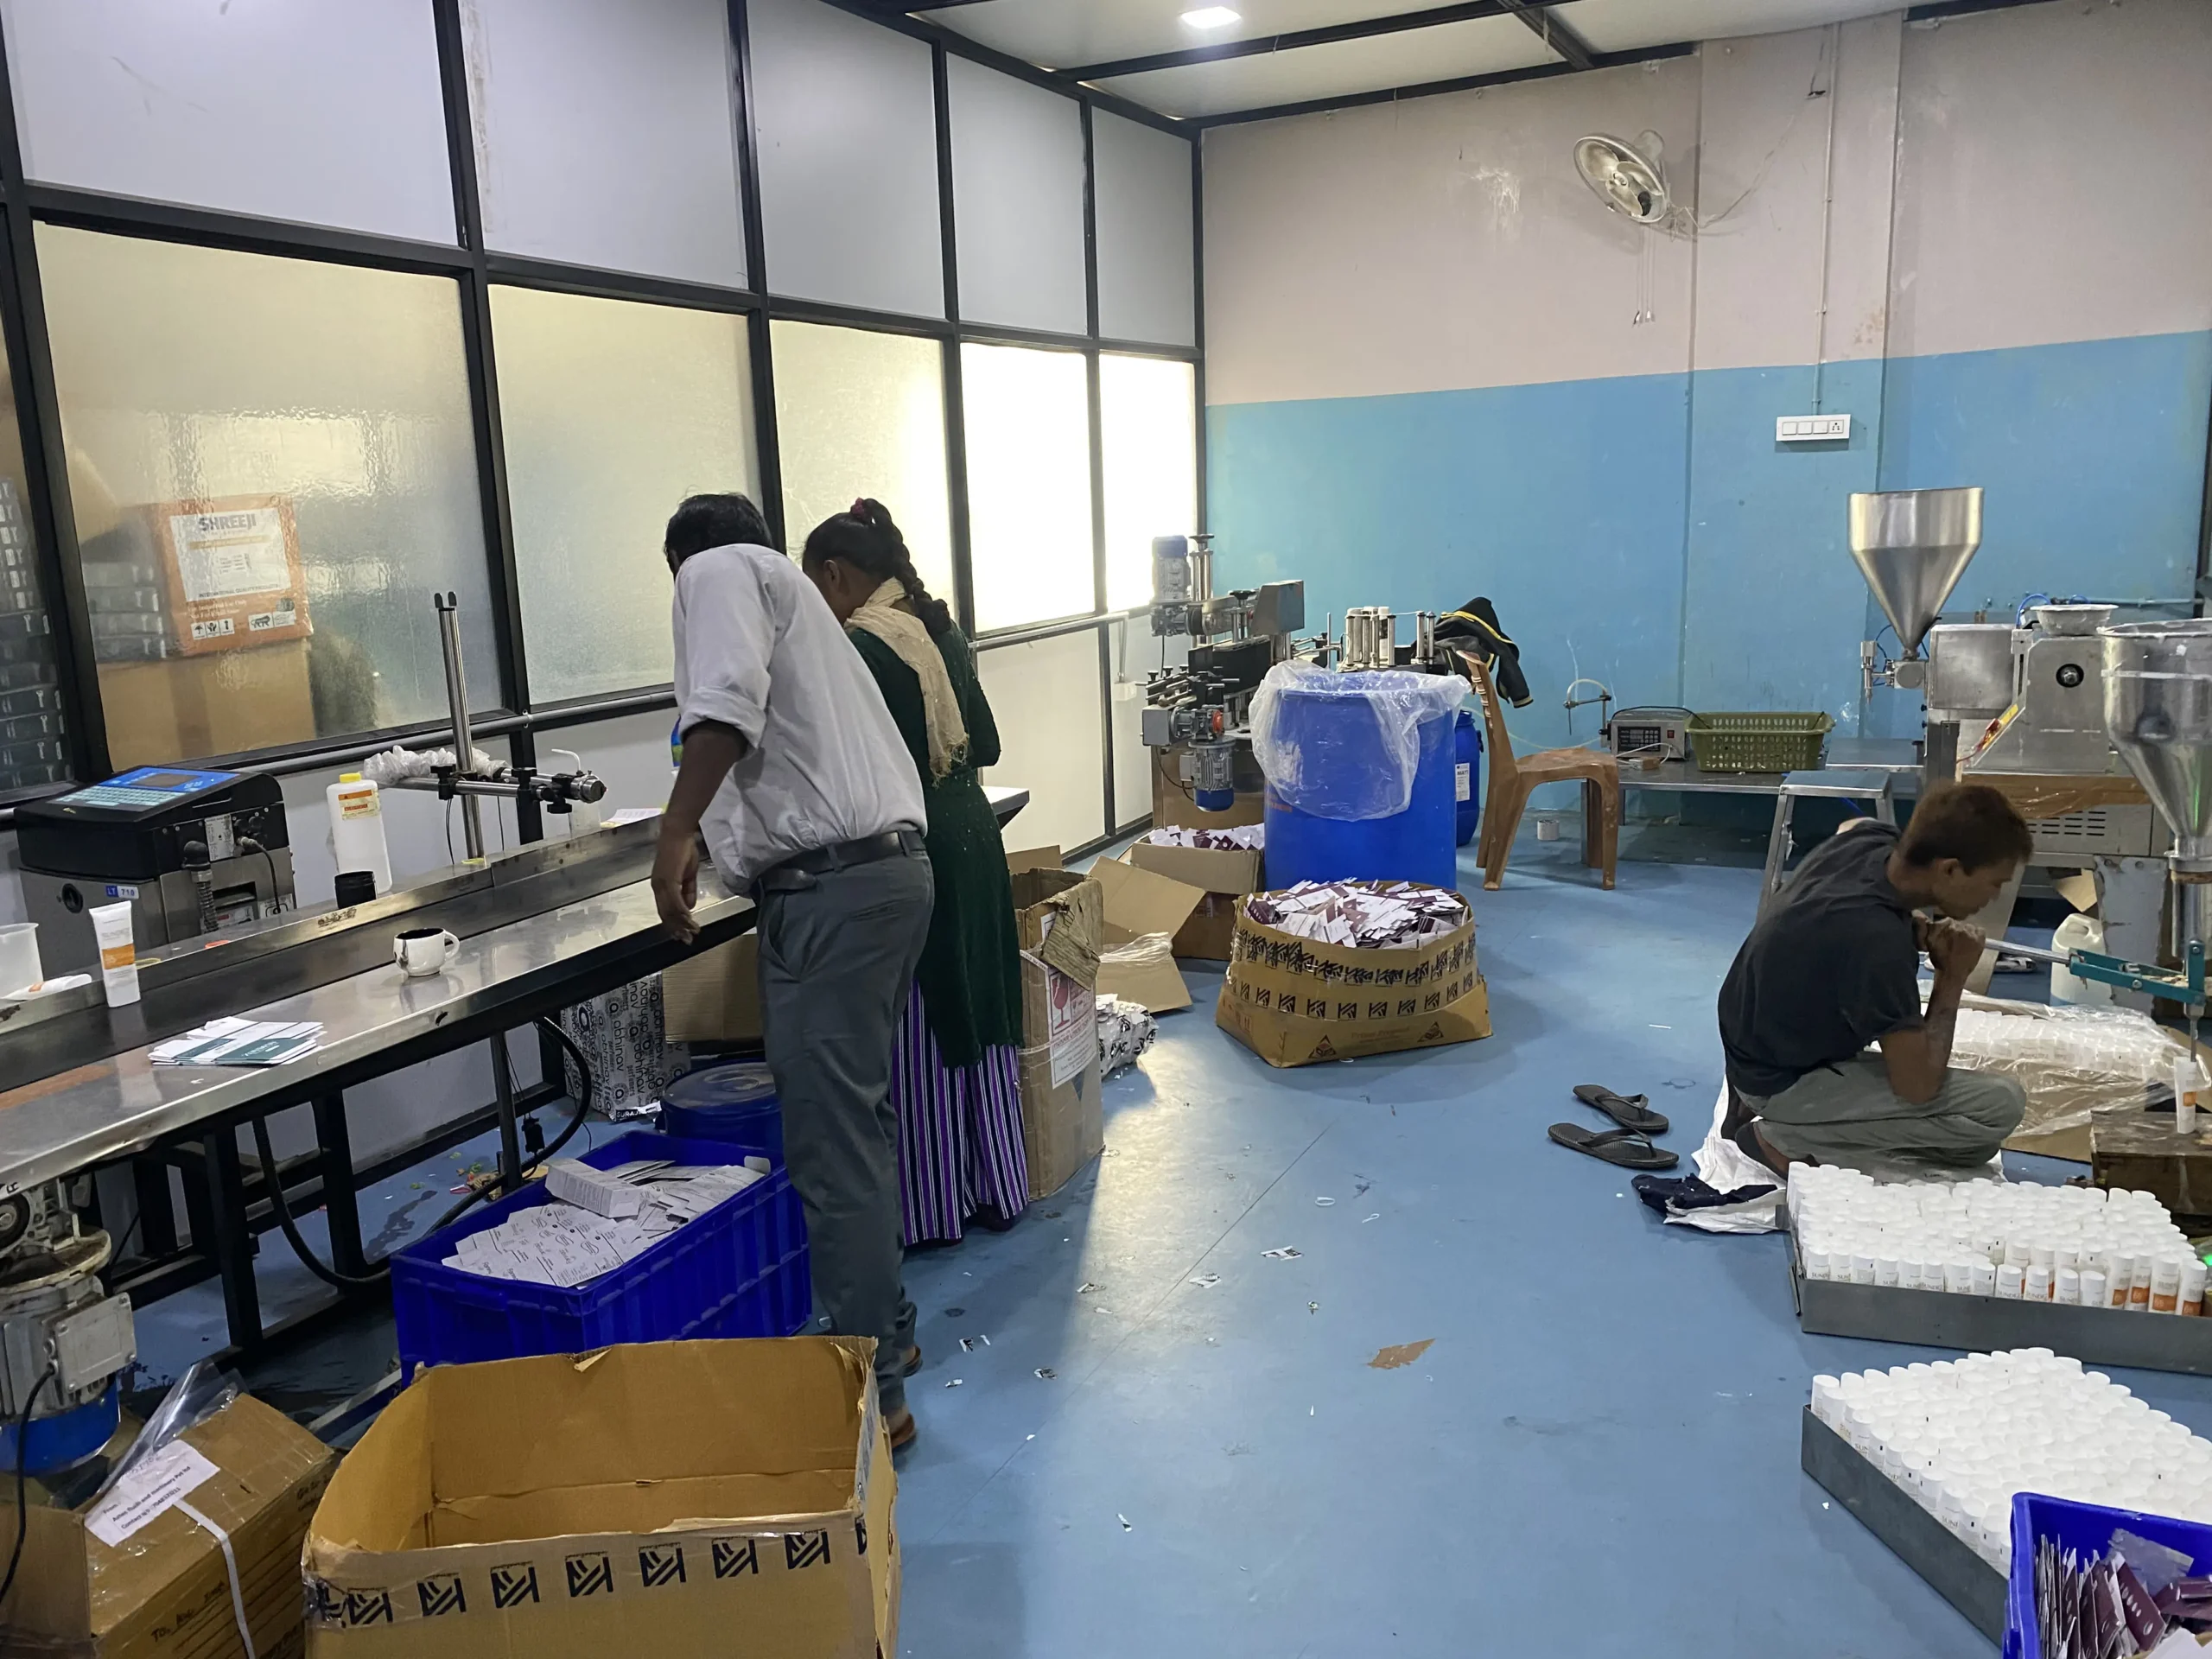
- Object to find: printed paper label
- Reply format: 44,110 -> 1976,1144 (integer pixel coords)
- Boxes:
86,1440 -> 219,1547
170,507 -> 290,602
1454,762 -> 1471,803
1045,965 -> 1091,1087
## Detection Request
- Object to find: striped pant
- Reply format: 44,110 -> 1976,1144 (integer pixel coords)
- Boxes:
892,988 -> 1028,1246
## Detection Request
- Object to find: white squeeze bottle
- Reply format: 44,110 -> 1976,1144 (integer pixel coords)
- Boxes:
327,772 -> 394,895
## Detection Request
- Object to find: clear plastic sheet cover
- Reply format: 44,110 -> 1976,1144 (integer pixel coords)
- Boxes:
1249,664 -> 1466,822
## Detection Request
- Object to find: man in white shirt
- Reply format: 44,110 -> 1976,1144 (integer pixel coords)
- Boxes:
652,493 -> 933,1447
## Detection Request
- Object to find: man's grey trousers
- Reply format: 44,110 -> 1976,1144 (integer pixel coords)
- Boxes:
757,849 -> 934,1416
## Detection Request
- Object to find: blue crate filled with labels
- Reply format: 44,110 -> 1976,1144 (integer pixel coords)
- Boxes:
391,1129 -> 810,1378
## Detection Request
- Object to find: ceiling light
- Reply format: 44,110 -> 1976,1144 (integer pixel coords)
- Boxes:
1179,7 -> 1242,29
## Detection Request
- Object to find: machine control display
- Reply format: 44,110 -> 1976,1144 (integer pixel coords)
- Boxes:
60,766 -> 240,812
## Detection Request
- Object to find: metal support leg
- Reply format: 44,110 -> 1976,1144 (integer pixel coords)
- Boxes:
1874,777 -> 1897,827
201,1130 -> 262,1351
490,1032 -> 522,1192
310,1093 -> 368,1278
1761,791 -> 1796,907
131,1155 -> 177,1257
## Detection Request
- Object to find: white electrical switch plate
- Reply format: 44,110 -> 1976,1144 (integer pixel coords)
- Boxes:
1777,414 -> 1852,442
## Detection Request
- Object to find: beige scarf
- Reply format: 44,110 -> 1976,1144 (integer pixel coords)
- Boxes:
848,579 -> 968,779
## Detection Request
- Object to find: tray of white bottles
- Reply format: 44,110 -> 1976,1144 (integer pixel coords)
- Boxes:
1786,1166 -> 2212,1377
1802,1348 -> 2212,1643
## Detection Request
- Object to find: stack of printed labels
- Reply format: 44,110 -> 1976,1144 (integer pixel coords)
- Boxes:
445,1154 -> 771,1288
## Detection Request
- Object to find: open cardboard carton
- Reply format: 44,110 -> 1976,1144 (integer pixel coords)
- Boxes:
1217,895 -> 1491,1067
1084,856 -> 1202,1013
302,1338 -> 896,1659
1123,840 -> 1264,963
661,932 -> 764,1046
5,1392 -> 334,1659
1007,849 -> 1106,1198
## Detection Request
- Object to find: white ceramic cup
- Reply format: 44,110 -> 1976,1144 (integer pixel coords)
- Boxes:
395,927 -> 461,978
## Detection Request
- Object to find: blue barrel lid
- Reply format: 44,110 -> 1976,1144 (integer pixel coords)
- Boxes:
664,1061 -> 777,1109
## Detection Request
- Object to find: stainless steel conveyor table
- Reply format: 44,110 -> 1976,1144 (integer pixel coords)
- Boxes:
0,783 -> 1032,1357
0,869 -> 758,1354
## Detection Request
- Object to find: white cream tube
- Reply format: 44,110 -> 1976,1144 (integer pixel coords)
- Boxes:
90,899 -> 139,1007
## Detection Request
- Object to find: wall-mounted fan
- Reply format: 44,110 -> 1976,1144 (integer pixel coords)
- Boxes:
1573,133 -> 1670,226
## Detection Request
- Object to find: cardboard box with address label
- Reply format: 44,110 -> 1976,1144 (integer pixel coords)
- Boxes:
302,1338 -> 897,1659
3,1391 -> 334,1659
1008,850 -> 1105,1200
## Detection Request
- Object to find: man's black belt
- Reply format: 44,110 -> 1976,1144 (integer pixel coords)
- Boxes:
755,828 -> 925,892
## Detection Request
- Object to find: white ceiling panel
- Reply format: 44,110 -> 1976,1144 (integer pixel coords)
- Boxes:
1093,13 -> 1560,118
1554,0 -> 1902,54
933,0 -> 1485,73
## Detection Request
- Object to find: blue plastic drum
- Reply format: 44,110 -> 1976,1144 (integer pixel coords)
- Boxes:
1262,687 -> 1459,890
1453,709 -> 1484,848
659,1061 -> 782,1159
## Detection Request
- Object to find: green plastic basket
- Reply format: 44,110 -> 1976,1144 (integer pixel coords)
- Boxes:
1686,710 -> 1834,773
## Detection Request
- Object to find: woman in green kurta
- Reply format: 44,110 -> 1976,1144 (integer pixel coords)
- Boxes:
801,499 -> 1027,1243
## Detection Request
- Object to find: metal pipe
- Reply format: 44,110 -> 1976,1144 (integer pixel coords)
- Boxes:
435,591 -> 485,862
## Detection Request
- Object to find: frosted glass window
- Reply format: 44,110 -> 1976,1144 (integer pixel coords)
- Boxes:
1100,355 -> 1198,613
494,288 -> 758,704
39,227 -> 497,767
962,344 -> 1094,633
978,629 -> 1105,854
1094,112 -> 1195,348
1107,619 -> 1154,832
0,340 -> 68,796
461,0 -> 747,287
946,59 -> 1087,335
1,0 -> 454,242
748,0 -> 943,318
771,321 -> 951,598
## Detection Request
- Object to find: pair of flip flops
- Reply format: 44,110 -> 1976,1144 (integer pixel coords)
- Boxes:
1548,1084 -> 1677,1170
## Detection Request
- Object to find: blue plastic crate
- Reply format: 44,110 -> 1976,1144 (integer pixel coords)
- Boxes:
2005,1492 -> 2212,1658
391,1130 -> 810,1379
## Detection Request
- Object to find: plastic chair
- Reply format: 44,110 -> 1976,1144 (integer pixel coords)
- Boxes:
1464,654 -> 1619,891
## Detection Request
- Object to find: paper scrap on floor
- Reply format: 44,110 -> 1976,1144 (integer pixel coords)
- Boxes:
149,1017 -> 323,1067
1681,1084 -> 2006,1235
448,1154 -> 772,1287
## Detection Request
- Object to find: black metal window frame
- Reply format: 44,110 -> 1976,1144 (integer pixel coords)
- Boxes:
0,0 -> 1205,850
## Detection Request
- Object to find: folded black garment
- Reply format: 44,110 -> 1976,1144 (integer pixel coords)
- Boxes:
1631,1173 -> 1779,1217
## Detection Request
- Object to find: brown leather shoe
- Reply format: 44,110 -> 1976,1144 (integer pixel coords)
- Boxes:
887,1408 -> 916,1452
903,1344 -> 922,1376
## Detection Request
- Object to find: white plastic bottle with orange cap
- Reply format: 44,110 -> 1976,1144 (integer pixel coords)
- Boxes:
327,772 -> 394,895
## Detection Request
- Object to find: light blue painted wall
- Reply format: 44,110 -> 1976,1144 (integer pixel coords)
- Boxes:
1209,331 -> 2211,746
1206,372 -> 1688,752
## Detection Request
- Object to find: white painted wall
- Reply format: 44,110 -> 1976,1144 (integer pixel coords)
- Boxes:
1204,0 -> 2212,407
1201,55 -> 1701,405
1888,0 -> 2212,359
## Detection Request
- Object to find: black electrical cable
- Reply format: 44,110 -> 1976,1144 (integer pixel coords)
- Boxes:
0,1362 -> 55,1616
427,1017 -> 595,1235
249,1116 -> 389,1291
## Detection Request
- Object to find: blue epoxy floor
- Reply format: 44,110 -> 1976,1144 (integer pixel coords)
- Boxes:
132,822 -> 2212,1656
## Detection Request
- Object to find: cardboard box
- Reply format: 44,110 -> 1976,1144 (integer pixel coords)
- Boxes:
302,1338 -> 897,1659
7,1393 -> 335,1659
1126,842 -> 1265,963
1150,743 -> 1266,830
1216,900 -> 1492,1067
1086,857 -> 1202,1012
100,639 -> 315,768
1008,852 -> 1106,1199
661,931 -> 764,1046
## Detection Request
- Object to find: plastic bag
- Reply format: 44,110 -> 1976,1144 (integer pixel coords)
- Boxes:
1096,995 -> 1157,1077
1950,993 -> 2187,1147
92,1358 -> 240,1502
1249,663 -> 1467,821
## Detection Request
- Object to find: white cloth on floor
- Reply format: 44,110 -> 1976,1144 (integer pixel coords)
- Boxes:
1679,1085 -> 1787,1234
1679,1077 -> 2010,1236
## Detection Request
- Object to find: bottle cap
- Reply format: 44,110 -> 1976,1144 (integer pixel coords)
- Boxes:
340,771 -> 362,782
